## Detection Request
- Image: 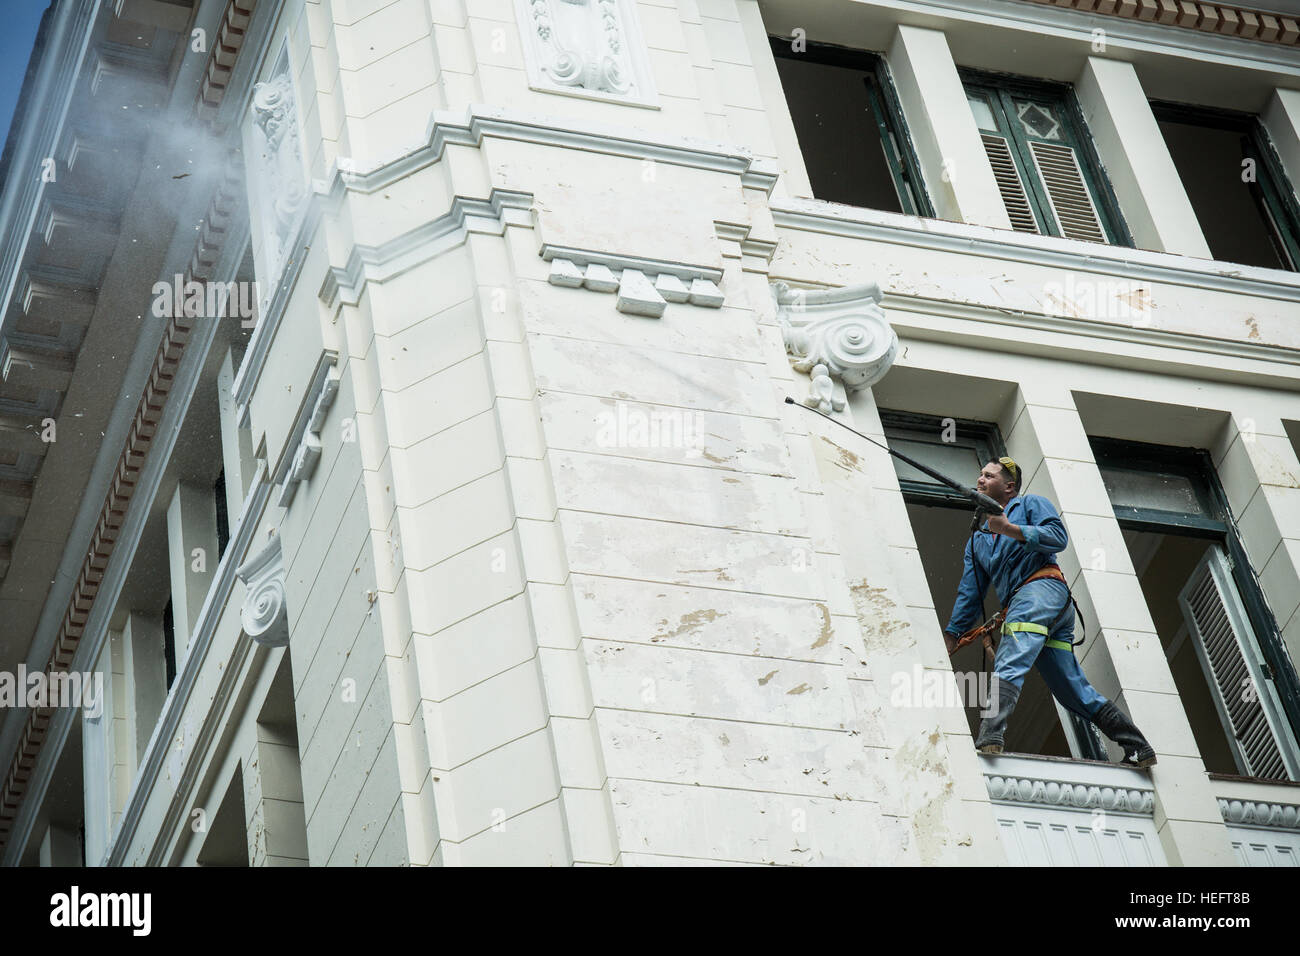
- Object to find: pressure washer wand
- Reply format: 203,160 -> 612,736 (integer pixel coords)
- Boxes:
783,397 -> 1004,516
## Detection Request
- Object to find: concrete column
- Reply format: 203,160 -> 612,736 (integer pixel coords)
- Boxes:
243,722 -> 309,866
1213,414 -> 1300,671
106,631 -> 129,829
82,632 -> 127,866
38,823 -> 80,867
217,346 -> 256,514
1075,57 -> 1212,258
737,1 -> 815,199
166,481 -> 219,662
1003,381 -> 1235,865
886,24 -> 1012,229
1262,88 -> 1300,200
838,386 -> 1008,864
121,611 -> 166,771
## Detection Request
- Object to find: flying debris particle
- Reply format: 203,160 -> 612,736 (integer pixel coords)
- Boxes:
173,173 -> 190,180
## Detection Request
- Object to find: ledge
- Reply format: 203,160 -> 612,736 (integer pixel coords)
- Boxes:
771,197 -> 1300,305
981,751 -> 1157,816
313,103 -> 782,202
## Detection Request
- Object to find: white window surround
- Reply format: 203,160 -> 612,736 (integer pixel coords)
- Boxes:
755,0 -> 1300,86
753,0 -> 1300,259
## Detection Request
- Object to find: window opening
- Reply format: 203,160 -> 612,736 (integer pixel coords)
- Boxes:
1152,101 -> 1300,271
770,38 -> 933,216
1094,437 -> 1300,780
882,410 -> 1107,760
961,69 -> 1130,246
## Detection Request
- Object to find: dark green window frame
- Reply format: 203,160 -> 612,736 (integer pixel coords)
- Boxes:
769,37 -> 934,218
880,410 -> 1003,506
1150,101 -> 1300,271
882,409 -> 1110,762
961,69 -> 1132,247
1091,436 -> 1300,763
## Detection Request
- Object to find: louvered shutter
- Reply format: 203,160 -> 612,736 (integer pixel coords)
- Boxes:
1027,141 -> 1107,243
980,133 -> 1039,234
1178,546 -> 1299,780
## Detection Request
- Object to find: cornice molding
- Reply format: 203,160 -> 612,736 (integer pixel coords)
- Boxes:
986,773 -> 1156,814
882,293 -> 1300,387
1010,0 -> 1299,47
0,0 -> 101,357
0,162 -> 250,855
313,105 -> 781,202
859,0 -> 1300,72
194,0 -> 257,121
1218,797 -> 1300,829
316,190 -> 535,312
771,198 -> 1300,306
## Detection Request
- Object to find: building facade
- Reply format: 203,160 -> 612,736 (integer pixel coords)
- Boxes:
1,0 -> 1300,866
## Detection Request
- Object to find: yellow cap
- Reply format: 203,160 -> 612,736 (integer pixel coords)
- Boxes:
998,456 -> 1019,486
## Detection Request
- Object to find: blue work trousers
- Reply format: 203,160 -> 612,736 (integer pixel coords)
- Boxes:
994,578 -> 1107,721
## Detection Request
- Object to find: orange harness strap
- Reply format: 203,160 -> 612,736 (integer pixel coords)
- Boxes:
949,565 -> 1066,660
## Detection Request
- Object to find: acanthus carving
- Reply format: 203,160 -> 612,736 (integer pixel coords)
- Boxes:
236,533 -> 289,647
772,282 -> 898,414
248,47 -> 306,282
985,775 -> 1156,815
1218,798 -> 1300,830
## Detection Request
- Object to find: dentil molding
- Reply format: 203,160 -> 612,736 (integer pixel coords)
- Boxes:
544,245 -> 724,317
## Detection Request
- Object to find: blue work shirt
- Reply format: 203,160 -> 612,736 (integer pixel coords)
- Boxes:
943,493 -> 1069,638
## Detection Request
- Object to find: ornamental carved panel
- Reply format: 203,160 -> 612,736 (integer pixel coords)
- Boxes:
514,0 -> 657,106
246,44 -> 307,284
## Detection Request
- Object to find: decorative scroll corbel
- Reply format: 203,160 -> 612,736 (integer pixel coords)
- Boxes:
236,533 -> 289,647
277,363 -> 339,507
772,281 -> 898,414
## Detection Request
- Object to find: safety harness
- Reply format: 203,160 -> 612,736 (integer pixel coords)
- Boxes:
949,563 -> 1087,664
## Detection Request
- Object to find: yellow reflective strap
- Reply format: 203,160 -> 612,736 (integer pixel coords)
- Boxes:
1044,638 -> 1073,652
1002,621 -> 1049,636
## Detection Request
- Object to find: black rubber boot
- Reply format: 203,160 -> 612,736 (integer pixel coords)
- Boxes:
975,681 -> 1020,754
1093,701 -> 1157,768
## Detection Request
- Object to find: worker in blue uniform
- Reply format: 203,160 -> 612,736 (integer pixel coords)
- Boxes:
943,457 -> 1156,767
